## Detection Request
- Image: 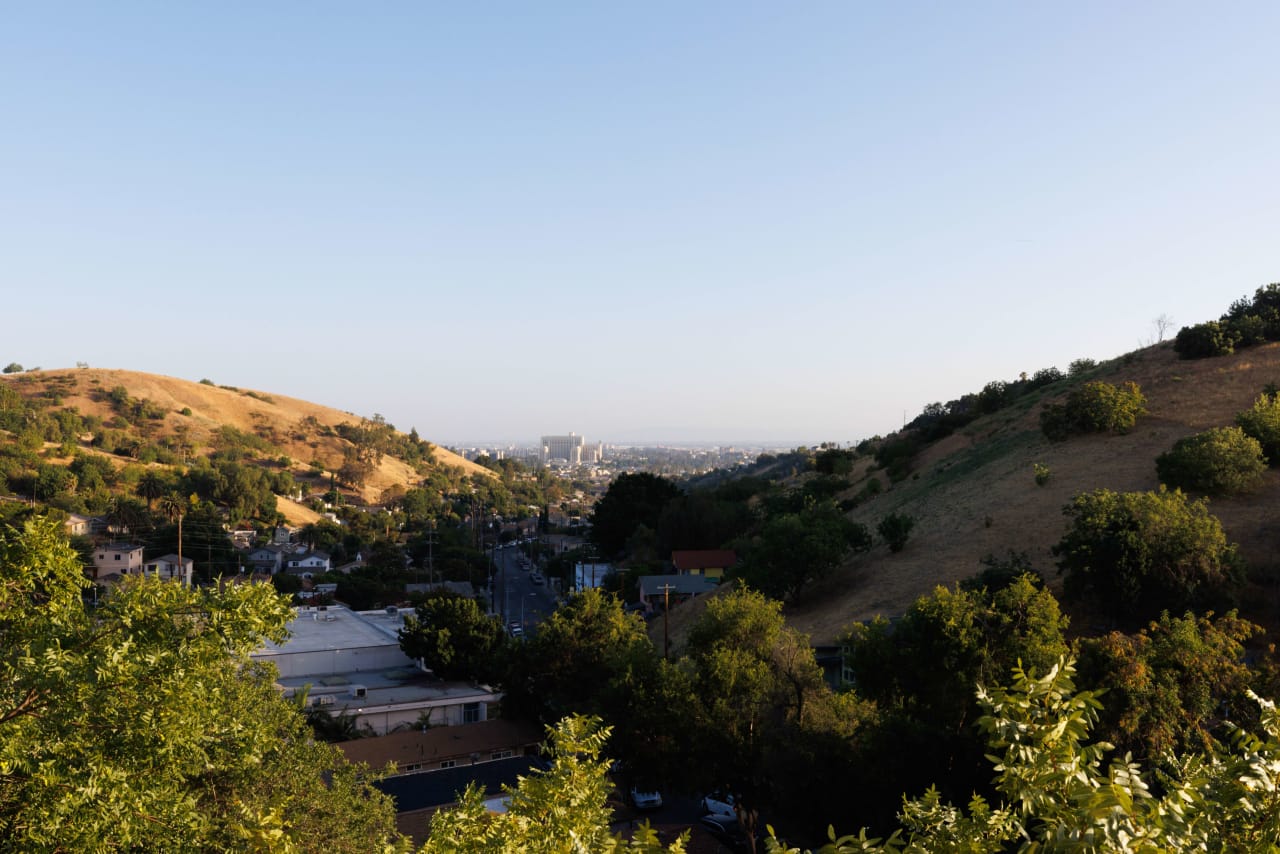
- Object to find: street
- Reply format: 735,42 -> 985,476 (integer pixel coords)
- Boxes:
488,543 -> 560,633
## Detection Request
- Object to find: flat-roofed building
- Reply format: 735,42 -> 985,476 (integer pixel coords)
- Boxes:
253,605 -> 503,735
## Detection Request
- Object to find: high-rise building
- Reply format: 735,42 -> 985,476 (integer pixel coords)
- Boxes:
540,433 -> 585,465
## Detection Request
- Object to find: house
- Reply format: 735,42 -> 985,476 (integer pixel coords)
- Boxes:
144,554 -> 194,585
284,550 -> 331,577
670,549 -> 737,581
64,513 -> 92,537
637,574 -> 718,614
91,543 -> 144,580
246,544 -> 287,575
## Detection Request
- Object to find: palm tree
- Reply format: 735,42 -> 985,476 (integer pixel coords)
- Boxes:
105,496 -> 146,538
157,493 -> 187,585
136,470 -> 165,512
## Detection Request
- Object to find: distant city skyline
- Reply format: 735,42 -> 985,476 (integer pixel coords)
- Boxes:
3,4 -> 1276,445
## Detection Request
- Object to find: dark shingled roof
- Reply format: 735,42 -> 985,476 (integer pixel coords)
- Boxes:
375,756 -> 539,812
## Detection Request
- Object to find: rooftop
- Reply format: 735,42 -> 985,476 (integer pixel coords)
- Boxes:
338,719 -> 543,771
276,670 -> 499,713
255,605 -> 411,656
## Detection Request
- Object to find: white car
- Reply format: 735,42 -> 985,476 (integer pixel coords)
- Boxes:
630,786 -> 663,810
701,790 -> 736,818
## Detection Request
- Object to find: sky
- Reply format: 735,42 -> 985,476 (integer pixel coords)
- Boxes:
3,2 -> 1277,446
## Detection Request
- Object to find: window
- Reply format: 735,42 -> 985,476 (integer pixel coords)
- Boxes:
491,750 -> 513,760
462,702 -> 481,724
403,763 -> 421,773
114,554 -> 121,560
439,760 -> 456,769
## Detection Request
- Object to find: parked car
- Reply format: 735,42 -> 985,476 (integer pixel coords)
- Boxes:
530,572 -> 544,585
629,785 -> 663,810
701,790 -> 736,818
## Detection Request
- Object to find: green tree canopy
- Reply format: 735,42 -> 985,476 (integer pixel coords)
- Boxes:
682,587 -> 855,824
1039,380 -> 1147,441
840,577 -> 1068,825
1235,392 -> 1280,465
589,472 -> 682,558
398,591 -> 507,683
422,716 -> 682,854
768,658 -> 1280,853
1076,610 -> 1262,761
0,516 -> 403,851
506,588 -> 655,725
1156,426 -> 1267,495
737,501 -> 872,601
876,513 -> 915,553
1054,487 -> 1243,622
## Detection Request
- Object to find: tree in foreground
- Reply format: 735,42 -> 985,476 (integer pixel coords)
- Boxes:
421,715 -> 684,854
765,658 -> 1280,853
0,517 -> 403,852
840,576 -> 1068,828
1053,486 -> 1243,622
1076,610 -> 1263,761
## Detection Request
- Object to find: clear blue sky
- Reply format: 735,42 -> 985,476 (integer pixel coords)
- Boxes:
3,3 -> 1276,445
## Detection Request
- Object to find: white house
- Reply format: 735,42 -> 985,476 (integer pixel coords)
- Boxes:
246,544 -> 287,575
92,543 -> 144,580
144,554 -> 194,585
284,550 -> 331,577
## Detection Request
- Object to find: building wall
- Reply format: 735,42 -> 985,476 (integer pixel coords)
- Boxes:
92,547 -> 143,577
354,700 -> 493,736
267,645 -> 415,679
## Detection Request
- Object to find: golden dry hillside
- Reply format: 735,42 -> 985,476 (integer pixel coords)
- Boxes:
786,341 -> 1280,645
0,368 -> 489,523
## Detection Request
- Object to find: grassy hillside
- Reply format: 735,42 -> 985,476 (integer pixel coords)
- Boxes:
785,340 -> 1280,645
0,367 -> 489,524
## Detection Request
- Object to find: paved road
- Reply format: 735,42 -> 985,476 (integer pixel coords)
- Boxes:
487,545 -> 560,633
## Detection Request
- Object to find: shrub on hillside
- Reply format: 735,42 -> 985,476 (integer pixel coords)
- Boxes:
1067,358 -> 1097,377
1235,393 -> 1280,465
1174,320 -> 1239,359
873,434 -> 920,481
1039,380 -> 1147,441
1227,313 -> 1269,347
1054,486 -> 1243,621
877,512 -> 915,553
1156,426 -> 1267,495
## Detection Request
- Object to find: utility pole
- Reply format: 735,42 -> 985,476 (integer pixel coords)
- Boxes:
427,519 -> 436,586
177,512 -> 185,587
659,583 -> 675,660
